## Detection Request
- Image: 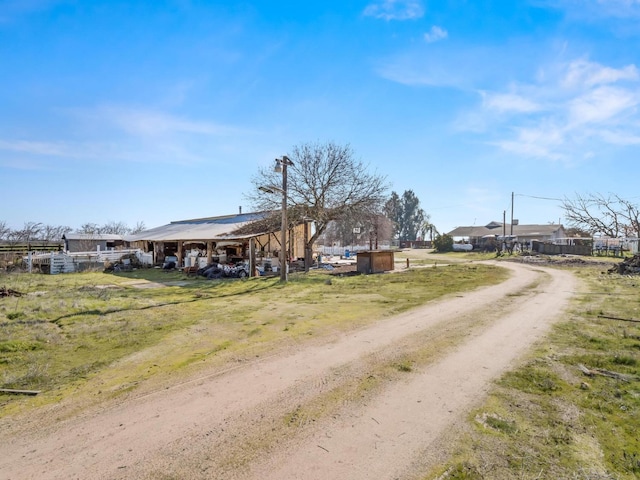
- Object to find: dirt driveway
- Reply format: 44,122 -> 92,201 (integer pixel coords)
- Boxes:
0,261 -> 576,479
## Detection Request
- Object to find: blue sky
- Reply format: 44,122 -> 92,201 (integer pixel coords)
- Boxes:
2,0 -> 640,234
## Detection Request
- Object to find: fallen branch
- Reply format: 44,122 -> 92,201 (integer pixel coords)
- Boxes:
0,388 -> 41,396
577,364 -> 633,382
577,364 -> 593,376
0,286 -> 23,298
598,315 -> 640,324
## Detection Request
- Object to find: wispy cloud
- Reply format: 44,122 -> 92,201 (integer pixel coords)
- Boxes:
95,106 -> 240,137
490,123 -> 567,162
0,139 -> 77,157
0,105 -> 254,170
568,85 -> 639,126
481,92 -> 542,113
363,0 -> 424,20
377,60 -> 466,88
475,58 -> 640,162
597,128 -> 640,145
424,26 -> 448,43
375,42 -> 533,90
562,59 -> 639,88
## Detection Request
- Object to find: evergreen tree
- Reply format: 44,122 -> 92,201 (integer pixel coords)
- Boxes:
384,190 -> 429,242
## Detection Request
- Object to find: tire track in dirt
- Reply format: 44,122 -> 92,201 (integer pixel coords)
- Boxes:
244,265 -> 576,480
0,262 -> 573,480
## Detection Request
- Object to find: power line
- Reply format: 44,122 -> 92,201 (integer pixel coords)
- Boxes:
515,194 -> 563,202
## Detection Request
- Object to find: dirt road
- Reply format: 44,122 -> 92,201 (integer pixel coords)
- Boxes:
0,261 -> 576,479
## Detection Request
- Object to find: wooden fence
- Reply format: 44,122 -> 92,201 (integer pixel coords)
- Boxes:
0,242 -> 63,253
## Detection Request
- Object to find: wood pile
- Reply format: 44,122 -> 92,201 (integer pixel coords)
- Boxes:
0,286 -> 23,297
608,254 -> 640,275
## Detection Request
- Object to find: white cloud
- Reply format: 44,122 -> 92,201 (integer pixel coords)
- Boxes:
562,59 -> 639,88
568,85 -> 639,125
97,106 -> 238,137
0,139 -> 75,157
597,128 -> 640,145
0,106 -> 256,169
424,26 -> 448,43
363,0 -> 424,20
377,61 -> 465,87
468,58 -> 640,162
481,92 -> 542,113
491,123 -> 568,162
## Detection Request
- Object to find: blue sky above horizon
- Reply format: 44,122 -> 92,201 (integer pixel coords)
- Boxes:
2,0 -> 640,234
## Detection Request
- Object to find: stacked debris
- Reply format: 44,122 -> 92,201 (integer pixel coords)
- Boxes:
0,286 -> 23,297
608,254 -> 640,275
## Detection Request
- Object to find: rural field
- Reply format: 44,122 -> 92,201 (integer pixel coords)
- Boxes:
1,250 -> 639,479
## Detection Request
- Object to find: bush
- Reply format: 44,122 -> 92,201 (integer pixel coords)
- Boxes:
433,234 -> 454,252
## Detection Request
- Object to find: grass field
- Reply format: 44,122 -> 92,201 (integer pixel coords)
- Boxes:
0,261 -> 506,416
3,252 -> 638,479
427,262 -> 640,480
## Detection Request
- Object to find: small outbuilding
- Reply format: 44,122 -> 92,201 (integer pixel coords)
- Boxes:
356,250 -> 395,274
63,233 -> 125,253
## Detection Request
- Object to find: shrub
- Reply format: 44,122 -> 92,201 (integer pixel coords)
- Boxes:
433,234 -> 454,252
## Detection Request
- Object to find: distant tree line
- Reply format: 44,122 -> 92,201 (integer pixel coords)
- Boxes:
0,220 -> 147,246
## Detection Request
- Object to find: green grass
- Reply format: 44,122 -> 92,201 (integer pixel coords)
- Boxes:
0,263 -> 507,415
393,249 -> 498,265
427,266 -> 640,480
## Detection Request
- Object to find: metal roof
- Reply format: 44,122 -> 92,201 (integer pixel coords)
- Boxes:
447,223 -> 564,238
126,212 -> 271,242
63,233 -> 124,241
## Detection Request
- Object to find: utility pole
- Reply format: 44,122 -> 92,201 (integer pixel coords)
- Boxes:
510,192 -> 514,237
277,156 -> 293,282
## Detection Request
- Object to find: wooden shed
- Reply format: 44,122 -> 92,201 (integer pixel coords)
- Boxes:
356,250 -> 395,274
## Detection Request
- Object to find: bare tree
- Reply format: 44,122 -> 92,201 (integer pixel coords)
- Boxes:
562,193 -> 640,237
130,221 -> 146,234
77,223 -> 101,235
100,221 -> 130,235
41,224 -> 71,246
17,222 -> 43,243
248,141 -> 388,269
319,211 -> 390,249
0,221 -> 9,241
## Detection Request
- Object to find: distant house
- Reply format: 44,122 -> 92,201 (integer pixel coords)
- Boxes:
447,222 -> 566,251
63,233 -> 125,253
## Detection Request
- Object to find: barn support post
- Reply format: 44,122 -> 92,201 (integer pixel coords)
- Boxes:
154,242 -> 165,265
249,237 -> 256,277
206,241 -> 213,265
177,241 -> 183,268
304,221 -> 310,272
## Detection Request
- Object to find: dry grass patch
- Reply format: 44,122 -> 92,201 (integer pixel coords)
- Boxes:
427,265 -> 640,480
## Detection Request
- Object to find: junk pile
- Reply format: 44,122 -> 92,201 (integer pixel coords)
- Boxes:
0,286 -> 23,297
197,262 -> 249,279
608,254 -> 640,275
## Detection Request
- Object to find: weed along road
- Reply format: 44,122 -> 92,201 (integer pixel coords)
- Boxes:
0,261 -> 576,480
